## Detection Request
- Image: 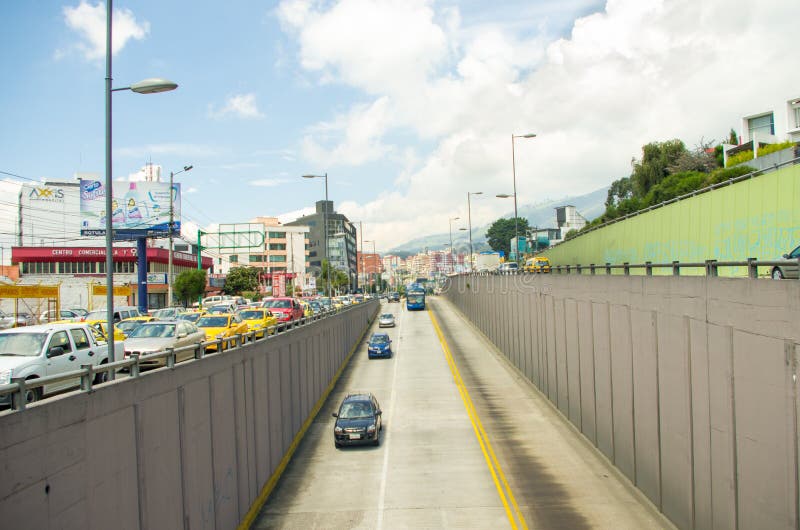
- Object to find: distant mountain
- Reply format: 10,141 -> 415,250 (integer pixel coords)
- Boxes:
387,186 -> 608,255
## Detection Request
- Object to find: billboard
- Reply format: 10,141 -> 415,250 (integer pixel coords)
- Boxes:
79,179 -> 180,238
20,183 -> 82,246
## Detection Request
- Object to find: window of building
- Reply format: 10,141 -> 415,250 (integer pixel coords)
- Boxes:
269,255 -> 286,262
230,255 -> 238,263
268,243 -> 286,250
794,106 -> 800,129
268,231 -> 286,239
748,113 -> 774,137
249,255 -> 267,263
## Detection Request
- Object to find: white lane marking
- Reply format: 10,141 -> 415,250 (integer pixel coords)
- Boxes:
376,306 -> 401,530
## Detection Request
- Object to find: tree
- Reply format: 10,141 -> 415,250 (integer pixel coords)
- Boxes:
631,139 -> 687,197
485,217 -> 530,257
174,269 -> 206,307
224,266 -> 259,295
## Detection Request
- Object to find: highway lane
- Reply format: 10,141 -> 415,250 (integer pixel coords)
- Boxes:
252,297 -> 673,529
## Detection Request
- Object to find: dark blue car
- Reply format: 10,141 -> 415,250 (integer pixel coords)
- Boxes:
332,392 -> 383,447
367,332 -> 392,359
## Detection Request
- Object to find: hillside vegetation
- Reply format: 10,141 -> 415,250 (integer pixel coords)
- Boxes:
571,137 -> 755,239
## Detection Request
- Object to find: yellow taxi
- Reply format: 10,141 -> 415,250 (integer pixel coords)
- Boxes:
524,256 -> 551,273
76,319 -> 127,342
117,315 -> 156,337
238,308 -> 278,338
297,300 -> 314,319
196,313 -> 249,351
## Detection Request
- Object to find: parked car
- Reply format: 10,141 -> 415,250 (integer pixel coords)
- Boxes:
196,313 -> 248,351
771,244 -> 800,279
378,313 -> 395,328
68,308 -> 89,319
332,392 -> 383,447
39,309 -> 82,324
388,292 -> 400,303
83,306 -> 142,324
524,256 -> 552,274
367,332 -> 393,359
497,262 -> 519,273
149,307 -> 184,320
122,321 -> 206,369
238,308 -> 278,338
205,302 -> 237,314
262,297 -> 304,323
176,311 -> 204,324
0,323 -> 123,405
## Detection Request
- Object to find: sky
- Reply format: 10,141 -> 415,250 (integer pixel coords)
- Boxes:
1,0 -> 798,260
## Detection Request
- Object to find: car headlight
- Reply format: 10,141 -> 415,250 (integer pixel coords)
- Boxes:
367,423 -> 376,433
0,369 -> 12,385
334,426 -> 343,434
216,333 -> 226,339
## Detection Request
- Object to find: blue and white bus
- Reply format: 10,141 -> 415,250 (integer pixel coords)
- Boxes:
406,284 -> 426,310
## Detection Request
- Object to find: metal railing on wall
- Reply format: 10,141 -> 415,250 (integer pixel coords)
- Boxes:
467,257 -> 800,278
0,302 -> 370,412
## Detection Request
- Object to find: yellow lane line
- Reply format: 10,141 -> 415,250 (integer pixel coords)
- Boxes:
429,309 -> 529,530
238,306 -> 380,529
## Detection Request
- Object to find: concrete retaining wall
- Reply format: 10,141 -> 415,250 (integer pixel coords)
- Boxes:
0,301 -> 378,529
445,275 -> 800,530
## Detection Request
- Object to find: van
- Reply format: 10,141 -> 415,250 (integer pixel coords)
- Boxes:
202,295 -> 231,307
524,256 -> 551,273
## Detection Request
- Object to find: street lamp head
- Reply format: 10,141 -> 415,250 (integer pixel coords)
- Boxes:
184,165 -> 193,172
129,78 -> 178,94
459,227 -> 468,231
470,191 -> 483,196
450,216 -> 460,221
514,133 -> 537,138
496,193 -> 514,198
301,174 -> 324,179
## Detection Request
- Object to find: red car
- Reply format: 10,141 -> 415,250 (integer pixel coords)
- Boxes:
262,297 -> 304,323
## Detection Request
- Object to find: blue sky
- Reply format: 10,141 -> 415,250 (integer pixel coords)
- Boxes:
1,0 -> 798,258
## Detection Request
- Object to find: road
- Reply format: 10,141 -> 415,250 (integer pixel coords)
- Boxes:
252,297 -> 673,529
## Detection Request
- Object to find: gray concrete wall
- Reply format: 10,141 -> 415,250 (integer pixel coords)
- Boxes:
445,274 -> 800,530
0,301 -> 378,529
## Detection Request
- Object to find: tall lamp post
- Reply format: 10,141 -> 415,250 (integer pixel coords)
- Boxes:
448,216 -> 460,273
167,165 -> 192,306
505,133 -> 536,262
105,0 -> 178,367
466,191 -> 482,272
301,173 -> 330,297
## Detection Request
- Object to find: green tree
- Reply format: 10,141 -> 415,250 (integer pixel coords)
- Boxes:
631,139 -> 687,196
224,266 -> 259,295
174,269 -> 206,307
485,217 -> 530,257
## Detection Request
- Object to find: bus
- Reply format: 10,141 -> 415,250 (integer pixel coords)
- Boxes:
406,284 -> 426,311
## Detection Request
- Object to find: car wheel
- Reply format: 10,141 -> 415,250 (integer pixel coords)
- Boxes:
94,361 -> 109,384
772,267 -> 785,280
24,384 -> 41,404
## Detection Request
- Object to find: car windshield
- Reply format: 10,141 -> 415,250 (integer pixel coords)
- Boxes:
177,313 -> 202,322
128,323 -> 176,338
151,309 -> 175,319
197,316 -> 230,328
371,335 -> 390,345
263,299 -> 291,309
339,401 -> 373,419
240,310 -> 264,320
84,310 -> 106,321
207,306 -> 231,314
0,333 -> 48,356
118,320 -> 144,333
380,314 -> 393,320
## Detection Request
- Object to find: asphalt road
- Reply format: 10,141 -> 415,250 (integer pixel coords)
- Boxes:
252,297 -> 673,529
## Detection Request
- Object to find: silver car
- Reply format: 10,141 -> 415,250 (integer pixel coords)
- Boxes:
378,313 -> 395,328
123,321 -> 206,368
771,244 -> 800,279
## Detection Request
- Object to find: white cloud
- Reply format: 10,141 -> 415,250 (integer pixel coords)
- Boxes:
115,143 -> 223,158
208,94 -> 265,120
185,187 -> 199,194
61,1 -> 149,61
278,0 -> 800,249
249,178 -> 290,187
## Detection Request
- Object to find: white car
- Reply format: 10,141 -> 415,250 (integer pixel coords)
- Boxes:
0,323 -> 123,406
378,313 -> 395,327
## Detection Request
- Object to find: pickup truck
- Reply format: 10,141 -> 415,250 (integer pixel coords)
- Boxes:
0,323 -> 124,406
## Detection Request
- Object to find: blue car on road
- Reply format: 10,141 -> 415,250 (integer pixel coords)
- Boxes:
367,332 -> 392,359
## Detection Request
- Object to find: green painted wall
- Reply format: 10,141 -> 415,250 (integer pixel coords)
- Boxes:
543,164 -> 800,276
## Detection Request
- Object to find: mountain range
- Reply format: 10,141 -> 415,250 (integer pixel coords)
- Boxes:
387,186 -> 608,256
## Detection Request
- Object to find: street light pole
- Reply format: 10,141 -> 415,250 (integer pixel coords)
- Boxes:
509,133 -> 536,261
168,165 -> 192,306
467,192 -> 482,272
301,173 -> 330,297
448,216 -> 460,273
104,0 -> 178,367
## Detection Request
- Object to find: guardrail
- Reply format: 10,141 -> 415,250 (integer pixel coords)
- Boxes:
467,257 -> 800,278
0,305 -> 355,412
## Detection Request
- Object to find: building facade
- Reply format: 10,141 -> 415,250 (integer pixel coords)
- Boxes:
285,200 -> 357,291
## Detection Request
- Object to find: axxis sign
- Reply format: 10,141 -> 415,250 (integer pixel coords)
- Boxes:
28,187 -> 66,202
